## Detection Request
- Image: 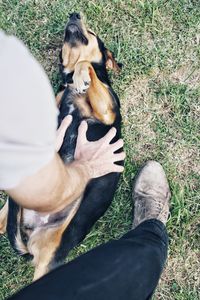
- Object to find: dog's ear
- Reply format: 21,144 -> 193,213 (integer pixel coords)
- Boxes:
105,49 -> 122,73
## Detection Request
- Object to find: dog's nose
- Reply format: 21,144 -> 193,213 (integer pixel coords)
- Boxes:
69,13 -> 81,21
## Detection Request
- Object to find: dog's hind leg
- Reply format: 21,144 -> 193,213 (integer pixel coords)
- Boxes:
29,225 -> 64,281
27,225 -> 64,281
29,200 -> 81,281
0,199 -> 8,234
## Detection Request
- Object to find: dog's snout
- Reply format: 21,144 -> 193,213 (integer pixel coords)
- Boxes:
69,12 -> 81,21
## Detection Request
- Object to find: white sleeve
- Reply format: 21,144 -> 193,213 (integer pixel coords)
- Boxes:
0,31 -> 59,190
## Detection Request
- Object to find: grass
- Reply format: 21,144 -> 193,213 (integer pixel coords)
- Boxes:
0,0 -> 199,299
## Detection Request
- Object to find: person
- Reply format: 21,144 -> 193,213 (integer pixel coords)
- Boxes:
0,31 -> 171,300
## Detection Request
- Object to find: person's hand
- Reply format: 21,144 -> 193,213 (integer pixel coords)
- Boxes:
74,121 -> 125,178
55,115 -> 73,152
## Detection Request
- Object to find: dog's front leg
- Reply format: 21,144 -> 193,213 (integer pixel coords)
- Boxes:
73,61 -> 91,94
73,61 -> 116,125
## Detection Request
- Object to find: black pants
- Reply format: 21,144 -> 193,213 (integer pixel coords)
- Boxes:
9,219 -> 168,300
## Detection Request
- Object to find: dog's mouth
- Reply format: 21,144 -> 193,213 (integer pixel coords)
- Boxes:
65,12 -> 88,46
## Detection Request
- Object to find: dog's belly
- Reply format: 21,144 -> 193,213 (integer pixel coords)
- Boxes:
22,196 -> 83,232
23,209 -> 50,229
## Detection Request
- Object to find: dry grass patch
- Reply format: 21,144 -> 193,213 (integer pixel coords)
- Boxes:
122,77 -> 157,163
121,75 -> 199,183
165,143 -> 200,183
155,247 -> 200,299
170,66 -> 200,89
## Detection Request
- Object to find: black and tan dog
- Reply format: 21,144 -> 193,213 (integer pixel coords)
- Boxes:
0,13 -> 123,280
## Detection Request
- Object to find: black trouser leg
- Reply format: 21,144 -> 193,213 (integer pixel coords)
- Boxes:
9,219 -> 168,300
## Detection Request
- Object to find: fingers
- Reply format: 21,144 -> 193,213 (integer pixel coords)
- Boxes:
60,115 -> 73,131
110,139 -> 124,152
75,122 -> 125,177
77,121 -> 88,144
55,115 -> 73,151
111,165 -> 124,173
100,127 -> 117,144
95,164 -> 124,177
112,151 -> 126,162
57,115 -> 73,141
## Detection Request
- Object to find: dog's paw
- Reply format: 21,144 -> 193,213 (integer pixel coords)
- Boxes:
73,67 -> 91,94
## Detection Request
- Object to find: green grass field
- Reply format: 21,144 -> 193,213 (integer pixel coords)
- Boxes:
0,0 -> 199,299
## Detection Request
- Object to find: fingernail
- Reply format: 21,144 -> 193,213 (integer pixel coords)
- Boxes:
82,120 -> 88,126
64,115 -> 72,122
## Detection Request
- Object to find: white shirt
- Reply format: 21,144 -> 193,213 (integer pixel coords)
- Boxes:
0,31 -> 58,189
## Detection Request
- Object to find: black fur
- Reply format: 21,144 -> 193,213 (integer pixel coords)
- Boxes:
64,27 -> 88,47
6,198 -> 20,254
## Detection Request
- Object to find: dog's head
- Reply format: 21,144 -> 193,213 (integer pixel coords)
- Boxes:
60,13 -> 122,76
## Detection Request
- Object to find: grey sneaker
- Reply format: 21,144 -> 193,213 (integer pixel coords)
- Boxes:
132,161 -> 171,229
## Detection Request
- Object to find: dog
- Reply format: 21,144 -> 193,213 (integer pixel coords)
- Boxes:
0,12 -> 123,281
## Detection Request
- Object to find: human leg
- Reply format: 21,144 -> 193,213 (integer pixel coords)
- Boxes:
9,161 -> 170,300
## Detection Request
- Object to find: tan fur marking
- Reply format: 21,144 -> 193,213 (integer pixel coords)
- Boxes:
88,64 -> 116,124
31,228 -> 63,281
62,43 -> 80,73
29,197 -> 82,281
88,83 -> 116,125
62,32 -> 102,73
88,65 -> 116,125
76,95 -> 92,118
0,199 -> 8,234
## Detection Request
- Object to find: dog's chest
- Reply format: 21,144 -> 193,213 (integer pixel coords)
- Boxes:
67,102 -> 75,114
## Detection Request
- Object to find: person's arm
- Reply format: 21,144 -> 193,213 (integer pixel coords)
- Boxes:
7,121 -> 125,213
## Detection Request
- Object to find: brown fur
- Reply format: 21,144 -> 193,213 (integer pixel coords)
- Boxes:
87,64 -> 116,124
62,29 -> 102,74
75,95 -> 92,118
105,49 -> 121,73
